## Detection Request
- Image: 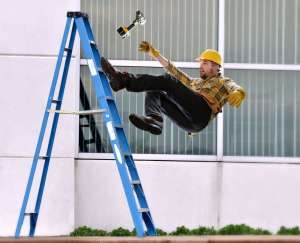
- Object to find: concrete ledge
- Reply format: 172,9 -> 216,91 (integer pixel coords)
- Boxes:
2,236 -> 300,243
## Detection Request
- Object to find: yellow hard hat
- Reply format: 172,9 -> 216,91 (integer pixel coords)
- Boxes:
196,49 -> 222,66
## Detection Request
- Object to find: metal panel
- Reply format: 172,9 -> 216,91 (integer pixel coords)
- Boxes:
224,69 -> 300,157
81,0 -> 218,61
225,0 -> 300,64
80,66 -> 217,155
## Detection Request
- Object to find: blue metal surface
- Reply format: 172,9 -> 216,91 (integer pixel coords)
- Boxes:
15,17 -> 73,238
75,16 -> 156,236
15,12 -> 156,237
29,19 -> 77,237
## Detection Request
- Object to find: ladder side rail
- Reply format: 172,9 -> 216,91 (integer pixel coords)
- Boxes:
15,17 -> 73,238
29,19 -> 77,237
82,18 -> 101,66
125,157 -> 156,235
75,16 -> 145,236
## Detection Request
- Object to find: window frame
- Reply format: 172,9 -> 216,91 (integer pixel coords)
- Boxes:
78,0 -> 300,163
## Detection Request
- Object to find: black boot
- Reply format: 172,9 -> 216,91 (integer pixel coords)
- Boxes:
101,57 -> 130,91
129,113 -> 163,135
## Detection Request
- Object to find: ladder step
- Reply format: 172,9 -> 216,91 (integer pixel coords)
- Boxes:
139,208 -> 150,213
48,109 -> 106,115
24,212 -> 37,216
84,138 -> 95,145
64,47 -> 72,53
105,96 -> 114,101
90,40 -> 96,45
51,99 -> 62,104
131,180 -> 141,185
80,124 -> 90,127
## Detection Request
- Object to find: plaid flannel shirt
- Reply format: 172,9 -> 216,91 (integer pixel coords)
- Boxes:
164,60 -> 246,118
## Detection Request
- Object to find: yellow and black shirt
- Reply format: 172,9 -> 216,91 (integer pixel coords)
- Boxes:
164,60 -> 246,117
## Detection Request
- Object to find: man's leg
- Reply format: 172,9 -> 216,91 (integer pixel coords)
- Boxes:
130,90 -> 211,134
101,57 -> 188,96
101,57 -> 211,133
145,91 -> 210,132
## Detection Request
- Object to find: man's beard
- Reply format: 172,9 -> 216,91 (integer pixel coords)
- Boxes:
200,73 -> 207,79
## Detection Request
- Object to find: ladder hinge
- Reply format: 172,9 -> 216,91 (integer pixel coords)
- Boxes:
67,11 -> 88,19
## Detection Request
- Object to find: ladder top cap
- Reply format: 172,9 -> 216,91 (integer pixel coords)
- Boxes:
67,11 -> 88,18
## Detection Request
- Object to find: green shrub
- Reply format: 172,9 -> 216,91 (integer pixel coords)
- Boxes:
277,226 -> 300,235
218,224 -> 271,235
72,224 -> 300,236
110,227 -> 133,236
70,226 -> 107,236
155,228 -> 168,236
190,226 -> 217,235
169,226 -> 191,235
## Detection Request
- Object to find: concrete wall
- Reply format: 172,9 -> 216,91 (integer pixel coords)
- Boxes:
0,0 -> 80,236
1,0 -> 300,238
75,159 -> 300,233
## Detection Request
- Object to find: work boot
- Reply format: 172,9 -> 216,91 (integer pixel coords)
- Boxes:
129,113 -> 163,135
101,57 -> 130,91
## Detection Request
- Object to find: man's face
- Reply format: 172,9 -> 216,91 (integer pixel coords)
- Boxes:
199,60 -> 219,79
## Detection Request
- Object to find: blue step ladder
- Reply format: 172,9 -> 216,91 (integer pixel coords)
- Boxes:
15,11 -> 156,238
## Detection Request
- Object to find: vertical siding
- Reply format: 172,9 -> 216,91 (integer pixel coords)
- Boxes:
80,0 -> 218,154
80,0 -> 300,158
224,70 -> 300,157
225,0 -> 300,64
81,0 -> 218,61
80,66 -> 217,155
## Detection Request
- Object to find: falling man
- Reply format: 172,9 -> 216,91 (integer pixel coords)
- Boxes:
101,41 -> 246,135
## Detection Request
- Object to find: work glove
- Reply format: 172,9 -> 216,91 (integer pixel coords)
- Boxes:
139,41 -> 160,58
228,90 -> 246,108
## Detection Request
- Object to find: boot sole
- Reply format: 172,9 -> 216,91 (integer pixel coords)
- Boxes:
129,115 -> 162,135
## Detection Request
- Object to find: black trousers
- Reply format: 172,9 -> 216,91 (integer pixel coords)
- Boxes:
126,73 -> 212,133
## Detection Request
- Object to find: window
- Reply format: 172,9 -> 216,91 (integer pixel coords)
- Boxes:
80,66 -> 217,155
80,0 -> 300,160
80,0 -> 218,155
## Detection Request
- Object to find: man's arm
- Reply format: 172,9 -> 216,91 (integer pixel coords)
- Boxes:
224,78 -> 246,107
139,41 -> 193,88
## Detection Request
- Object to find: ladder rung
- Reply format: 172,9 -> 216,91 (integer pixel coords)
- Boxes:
51,99 -> 62,104
139,208 -> 150,213
64,48 -> 72,52
48,109 -> 106,115
131,180 -> 141,185
84,138 -> 95,144
80,124 -> 90,127
24,212 -> 37,216
105,96 -> 114,101
114,124 -> 123,129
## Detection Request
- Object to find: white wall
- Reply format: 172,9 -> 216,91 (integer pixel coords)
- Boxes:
1,0 -> 300,238
75,159 -> 300,233
0,0 -> 80,236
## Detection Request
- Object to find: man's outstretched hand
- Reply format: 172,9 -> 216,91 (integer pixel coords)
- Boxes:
139,41 -> 160,58
228,90 -> 246,108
